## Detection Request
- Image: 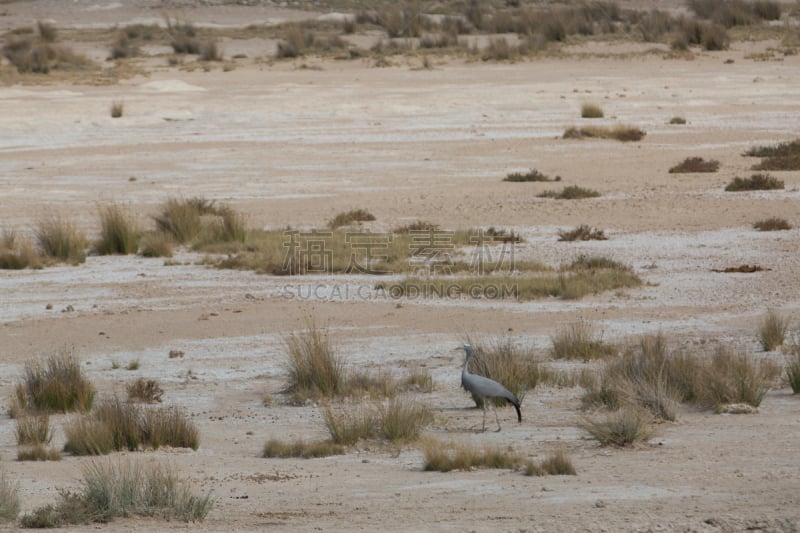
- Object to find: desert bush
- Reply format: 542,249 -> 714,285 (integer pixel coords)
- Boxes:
481,37 -> 519,61
0,471 -> 20,522
392,220 -> 439,233
2,22 -> 92,73
550,320 -> 616,361
141,406 -> 199,450
746,139 -> 800,170
35,216 -> 87,264
422,440 -> 523,472
464,336 -> 541,405
110,32 -> 138,59
503,169 -> 557,182
328,208 -> 376,229
284,323 -> 345,401
166,18 -> 200,54
759,310 -> 789,351
669,156 -> 720,173
138,231 -> 174,258
15,347 -> 95,414
153,197 -> 214,244
669,116 -> 687,124
199,39 -> 222,61
537,185 -> 601,199
754,217 -> 791,231
702,346 -> 779,411
110,100 -> 124,118
15,413 -> 52,445
580,405 -> 655,446
581,102 -> 604,118
558,225 -> 607,241
323,404 -> 377,445
17,444 -> 61,461
376,398 -> 433,443
95,204 -> 140,254
126,378 -> 164,403
277,24 -> 313,58
725,173 -> 784,191
262,438 -> 345,458
0,230 -> 42,269
63,416 -> 115,455
563,125 -> 646,142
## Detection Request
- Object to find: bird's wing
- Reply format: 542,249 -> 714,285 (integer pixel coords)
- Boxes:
464,373 -> 520,406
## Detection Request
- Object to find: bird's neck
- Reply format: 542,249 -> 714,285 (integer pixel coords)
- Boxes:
462,355 -> 470,376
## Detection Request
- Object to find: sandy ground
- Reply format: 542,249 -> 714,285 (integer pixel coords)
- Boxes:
2,1 -> 800,532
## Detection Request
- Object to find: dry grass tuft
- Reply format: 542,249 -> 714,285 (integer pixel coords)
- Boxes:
580,405 -> 655,446
784,343 -> 800,394
95,204 -> 140,255
581,102 -> 604,118
725,173 -> 784,191
668,156 -> 720,173
753,217 -> 791,231
746,138 -> 800,170
17,444 -> 62,461
328,208 -> 376,229
702,346 -> 779,411
422,440 -> 523,472
550,321 -> 616,362
538,185 -> 601,199
0,230 -> 42,269
262,438 -> 345,458
669,116 -> 687,124
0,471 -> 20,522
558,225 -> 607,241
284,322 -> 345,401
563,125 -> 646,142
503,169 -> 558,182
138,231 -> 174,258
126,378 -> 164,403
759,310 -> 789,351
466,336 -> 540,406
15,347 -> 95,414
524,448 -> 577,476
323,404 -> 377,445
35,216 -> 87,264
2,22 -> 93,74
110,100 -> 124,118
15,413 -> 52,446
376,398 -> 433,443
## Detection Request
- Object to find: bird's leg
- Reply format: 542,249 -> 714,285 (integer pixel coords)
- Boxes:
481,401 -> 487,432
493,402 -> 502,432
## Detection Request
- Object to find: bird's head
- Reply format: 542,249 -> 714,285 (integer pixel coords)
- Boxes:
462,343 -> 472,357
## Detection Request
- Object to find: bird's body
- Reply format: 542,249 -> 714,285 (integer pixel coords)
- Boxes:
460,343 -> 521,431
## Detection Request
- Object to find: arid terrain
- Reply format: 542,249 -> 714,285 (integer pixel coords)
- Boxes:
1,1 -> 800,531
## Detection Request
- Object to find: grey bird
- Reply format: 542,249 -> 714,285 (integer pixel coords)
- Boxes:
460,343 -> 522,432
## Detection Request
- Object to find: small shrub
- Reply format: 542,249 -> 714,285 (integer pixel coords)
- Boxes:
95,204 -> 140,255
3,22 -> 92,73
63,417 -> 115,455
744,139 -> 800,158
759,310 -> 789,351
283,322 -> 345,401
579,406 -> 655,446
141,406 -> 199,450
524,448 -> 577,476
15,413 -> 52,445
0,471 -> 20,522
550,321 -> 616,361
126,359 -> 140,371
166,18 -> 200,54
376,398 -> 433,443
558,225 -> 607,241
399,366 -> 434,392
0,231 -> 42,269
15,347 -> 95,413
126,378 -> 164,403
110,32 -> 137,59
328,208 -> 376,229
422,440 -> 523,472
538,185 -> 601,199
725,173 -> 784,191
17,444 -> 61,461
581,102 -> 604,118
669,116 -> 687,124
503,169 -> 556,182
668,156 -> 720,173
138,231 -> 174,258
563,125 -> 646,142
753,217 -> 791,231
323,405 -> 376,445
262,438 -> 345,458
199,39 -> 222,61
393,220 -> 439,233
153,197 -> 215,244
35,216 -> 87,264
110,100 -> 124,118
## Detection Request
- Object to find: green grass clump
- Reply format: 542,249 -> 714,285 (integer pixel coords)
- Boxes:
550,320 -> 617,362
558,225 -> 607,241
563,125 -> 646,142
465,336 -> 540,406
0,471 -> 20,522
753,217 -> 791,231
328,208 -> 376,229
262,438 -> 345,458
503,169 -> 556,182
581,102 -> 604,118
759,310 -> 789,351
95,204 -> 140,254
14,347 -> 95,414
35,216 -> 87,264
580,406 -> 655,447
668,156 -> 720,173
725,173 -> 784,191
537,185 -> 601,199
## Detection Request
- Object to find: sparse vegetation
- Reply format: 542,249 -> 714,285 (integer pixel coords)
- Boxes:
563,125 -> 646,142
95,204 -> 140,255
110,100 -> 124,118
669,116 -> 687,124
20,459 -> 212,526
503,169 -> 558,182
35,216 -> 87,265
465,336 -> 540,406
668,157 -> 720,173
138,231 -> 174,258
283,322 -> 345,401
0,230 -> 42,269
754,217 -> 791,231
2,21 -> 93,74
701,346 -> 779,411
422,440 -> 523,472
784,343 -> 800,394
262,438 -> 345,458
759,310 -> 789,351
126,378 -> 164,403
745,139 -> 800,170
17,444 -> 61,462
724,173 -> 784,191
580,406 -> 655,446
324,398 -> 432,445
550,321 -> 617,361
524,448 -> 577,476
538,185 -> 601,199
14,347 -> 95,414
15,413 -> 52,446
581,102 -> 604,118
558,225 -> 607,241
328,208 -> 376,229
